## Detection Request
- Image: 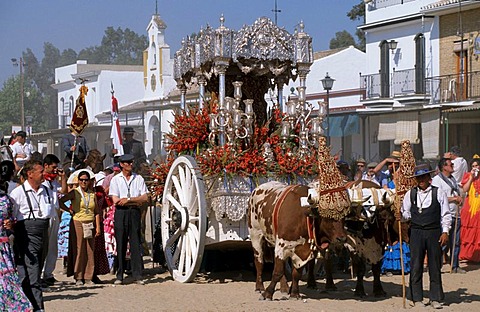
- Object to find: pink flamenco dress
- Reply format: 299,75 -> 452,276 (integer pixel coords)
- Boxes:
459,172 -> 480,262
0,193 -> 33,311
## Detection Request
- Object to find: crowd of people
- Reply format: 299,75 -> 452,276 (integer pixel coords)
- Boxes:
2,124 -> 480,311
337,146 -> 480,308
0,128 -> 149,312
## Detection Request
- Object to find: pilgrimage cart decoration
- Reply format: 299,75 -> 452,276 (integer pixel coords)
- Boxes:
151,16 -> 329,282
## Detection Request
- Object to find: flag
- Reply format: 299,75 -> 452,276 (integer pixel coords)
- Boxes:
70,85 -> 89,136
110,93 -> 124,156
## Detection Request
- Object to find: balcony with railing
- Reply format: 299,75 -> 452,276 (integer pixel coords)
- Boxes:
370,0 -> 416,9
425,71 -> 480,104
360,69 -> 480,105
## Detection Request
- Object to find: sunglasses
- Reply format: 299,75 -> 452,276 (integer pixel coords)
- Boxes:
78,178 -> 91,182
357,164 -> 365,167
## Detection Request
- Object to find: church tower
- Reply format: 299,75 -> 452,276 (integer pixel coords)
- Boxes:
143,9 -> 174,101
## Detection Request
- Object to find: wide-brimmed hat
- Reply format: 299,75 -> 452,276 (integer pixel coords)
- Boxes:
390,150 -> 401,159
356,158 -> 366,164
73,168 -> 95,180
411,164 -> 435,178
123,127 -> 135,134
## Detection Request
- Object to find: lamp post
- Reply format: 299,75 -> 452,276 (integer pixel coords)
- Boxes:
11,57 -> 25,131
321,73 -> 335,145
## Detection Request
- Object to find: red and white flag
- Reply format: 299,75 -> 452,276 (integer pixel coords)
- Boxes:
110,94 -> 124,157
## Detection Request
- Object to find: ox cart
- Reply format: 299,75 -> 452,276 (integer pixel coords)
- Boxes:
155,16 -> 323,283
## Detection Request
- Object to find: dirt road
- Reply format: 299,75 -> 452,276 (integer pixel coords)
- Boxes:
44,259 -> 480,312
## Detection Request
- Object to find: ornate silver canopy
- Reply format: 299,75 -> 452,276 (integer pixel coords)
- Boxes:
174,16 -> 313,84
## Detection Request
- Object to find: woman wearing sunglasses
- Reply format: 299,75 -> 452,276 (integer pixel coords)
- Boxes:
59,169 -> 100,286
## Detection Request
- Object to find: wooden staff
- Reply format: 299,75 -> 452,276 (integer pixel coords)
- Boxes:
393,162 -> 407,309
450,203 -> 460,273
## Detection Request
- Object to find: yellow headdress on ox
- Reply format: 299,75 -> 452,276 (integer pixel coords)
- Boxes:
393,140 -> 417,219
315,136 -> 350,220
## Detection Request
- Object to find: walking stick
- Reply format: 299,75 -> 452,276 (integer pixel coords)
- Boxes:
393,162 -> 407,309
398,219 -> 406,308
450,203 -> 460,273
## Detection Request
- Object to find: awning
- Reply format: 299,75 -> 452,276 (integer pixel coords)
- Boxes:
421,110 -> 440,159
377,112 -> 419,144
329,115 -> 359,137
443,102 -> 480,113
394,112 -> 419,145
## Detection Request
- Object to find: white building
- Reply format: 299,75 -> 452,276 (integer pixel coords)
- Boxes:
49,13 -> 176,164
358,0 -> 480,161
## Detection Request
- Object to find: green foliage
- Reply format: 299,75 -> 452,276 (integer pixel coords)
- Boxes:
347,1 -> 365,22
329,30 -> 356,49
328,1 -> 366,52
79,27 -> 147,65
0,26 -> 147,134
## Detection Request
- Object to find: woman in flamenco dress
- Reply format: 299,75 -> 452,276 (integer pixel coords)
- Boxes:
459,156 -> 480,262
0,160 -> 32,311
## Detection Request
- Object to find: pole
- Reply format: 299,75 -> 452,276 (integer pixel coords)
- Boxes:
450,204 -> 459,273
393,162 -> 406,308
20,57 -> 25,131
326,89 -> 330,146
69,135 -> 78,171
398,221 -> 406,308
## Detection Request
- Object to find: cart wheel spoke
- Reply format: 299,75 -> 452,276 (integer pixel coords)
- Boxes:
162,156 -> 206,283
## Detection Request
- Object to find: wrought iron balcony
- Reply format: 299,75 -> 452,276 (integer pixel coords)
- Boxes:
425,71 -> 480,104
360,69 -> 480,104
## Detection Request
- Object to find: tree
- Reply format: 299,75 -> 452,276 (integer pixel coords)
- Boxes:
79,27 -> 147,65
348,1 -> 366,51
329,30 -> 356,49
0,26 -> 147,133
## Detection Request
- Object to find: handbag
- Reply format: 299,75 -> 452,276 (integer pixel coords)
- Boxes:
82,222 -> 94,239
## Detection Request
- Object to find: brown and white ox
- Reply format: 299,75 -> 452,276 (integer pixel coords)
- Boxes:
323,181 -> 408,297
248,181 -> 347,300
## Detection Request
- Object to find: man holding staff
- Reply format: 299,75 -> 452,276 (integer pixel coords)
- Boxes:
402,164 -> 452,309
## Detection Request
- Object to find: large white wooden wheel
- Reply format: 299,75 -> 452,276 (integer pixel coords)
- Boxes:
161,155 -> 207,282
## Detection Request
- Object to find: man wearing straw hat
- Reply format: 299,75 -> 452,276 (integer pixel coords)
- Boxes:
374,151 -> 400,189
402,164 -> 452,309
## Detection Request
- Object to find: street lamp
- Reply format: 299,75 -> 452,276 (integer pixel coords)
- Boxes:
387,40 -> 398,54
11,57 -> 25,131
321,73 -> 335,145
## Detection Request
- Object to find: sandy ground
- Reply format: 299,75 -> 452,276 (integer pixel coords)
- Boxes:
43,255 -> 480,312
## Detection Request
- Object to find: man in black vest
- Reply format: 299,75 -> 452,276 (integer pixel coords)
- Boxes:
402,164 -> 452,309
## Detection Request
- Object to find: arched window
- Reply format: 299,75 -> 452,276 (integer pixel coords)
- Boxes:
414,33 -> 425,94
151,42 -> 157,65
69,96 -> 74,117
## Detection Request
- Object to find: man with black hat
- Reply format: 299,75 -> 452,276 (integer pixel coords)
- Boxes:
402,164 -> 452,309
112,127 -> 147,173
61,128 -> 89,169
109,154 -> 148,285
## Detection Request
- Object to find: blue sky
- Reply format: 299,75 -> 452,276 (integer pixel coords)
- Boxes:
0,0 -> 361,86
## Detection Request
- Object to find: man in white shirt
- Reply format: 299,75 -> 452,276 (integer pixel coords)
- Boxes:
11,159 -> 58,312
40,154 -> 67,286
446,146 -> 468,186
402,164 -> 452,309
431,157 -> 464,274
11,131 -> 33,170
109,154 -> 148,285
